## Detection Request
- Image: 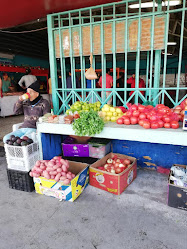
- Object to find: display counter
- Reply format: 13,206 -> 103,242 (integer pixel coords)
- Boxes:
0,93 -> 50,117
37,122 -> 187,160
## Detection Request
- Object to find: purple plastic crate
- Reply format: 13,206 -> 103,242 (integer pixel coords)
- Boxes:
62,137 -> 89,157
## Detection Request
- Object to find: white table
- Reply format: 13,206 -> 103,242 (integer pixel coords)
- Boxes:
0,94 -> 50,117
37,122 -> 187,159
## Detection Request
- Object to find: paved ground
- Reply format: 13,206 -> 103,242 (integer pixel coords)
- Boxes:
0,116 -> 187,249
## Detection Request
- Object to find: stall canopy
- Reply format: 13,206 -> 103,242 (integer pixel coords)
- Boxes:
0,0 -> 115,28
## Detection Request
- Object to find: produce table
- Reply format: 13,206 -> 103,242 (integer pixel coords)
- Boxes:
37,122 -> 187,160
0,94 -> 50,117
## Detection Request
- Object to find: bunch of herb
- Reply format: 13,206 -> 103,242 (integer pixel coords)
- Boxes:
72,110 -> 105,136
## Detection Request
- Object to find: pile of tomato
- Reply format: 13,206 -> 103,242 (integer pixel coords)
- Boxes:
116,104 -> 180,129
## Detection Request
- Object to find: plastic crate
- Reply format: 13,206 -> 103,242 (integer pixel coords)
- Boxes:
4,143 -> 39,172
88,138 -> 111,158
7,169 -> 34,192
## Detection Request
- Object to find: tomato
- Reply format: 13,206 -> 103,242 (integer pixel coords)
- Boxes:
126,111 -> 132,117
132,110 -> 140,117
146,105 -> 154,109
74,113 -> 80,119
142,120 -> 151,129
138,105 -> 146,112
158,108 -> 168,115
170,121 -> 179,129
164,122 -> 171,128
123,117 -> 131,125
157,120 -> 164,128
139,119 -> 144,126
151,122 -> 159,129
156,104 -> 165,109
149,115 -> 158,122
130,116 -> 138,125
131,104 -> 138,111
139,113 -> 146,120
162,115 -> 171,123
116,118 -> 124,124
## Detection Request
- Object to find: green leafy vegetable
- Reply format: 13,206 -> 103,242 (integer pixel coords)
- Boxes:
72,110 -> 105,136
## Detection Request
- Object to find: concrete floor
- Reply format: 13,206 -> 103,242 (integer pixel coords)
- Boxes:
0,154 -> 187,249
0,116 -> 187,249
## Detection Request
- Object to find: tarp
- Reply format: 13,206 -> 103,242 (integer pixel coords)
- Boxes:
0,0 -> 115,28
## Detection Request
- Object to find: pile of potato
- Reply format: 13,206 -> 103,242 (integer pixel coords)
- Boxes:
29,156 -> 75,185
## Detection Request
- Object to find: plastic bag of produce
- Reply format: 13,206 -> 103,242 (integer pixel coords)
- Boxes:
85,54 -> 98,80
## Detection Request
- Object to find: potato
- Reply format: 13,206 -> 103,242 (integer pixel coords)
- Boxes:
61,172 -> 66,177
60,159 -> 66,164
55,173 -> 61,182
33,172 -> 40,178
66,173 -> 72,180
62,165 -> 68,172
57,168 -> 62,173
35,168 -> 43,173
29,172 -> 33,177
63,179 -> 70,185
60,176 -> 66,181
43,171 -> 50,179
49,171 -> 57,175
71,174 -> 75,178
40,165 -> 46,170
50,175 -> 55,179
35,161 -> 41,167
48,161 -> 55,167
46,167 -> 53,172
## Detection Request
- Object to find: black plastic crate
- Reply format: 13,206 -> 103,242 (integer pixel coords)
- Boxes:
7,169 -> 34,192
61,155 -> 98,164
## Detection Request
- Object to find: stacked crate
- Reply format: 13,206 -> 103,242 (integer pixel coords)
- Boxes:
4,142 -> 39,192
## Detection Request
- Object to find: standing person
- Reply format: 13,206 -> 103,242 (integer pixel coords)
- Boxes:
127,73 -> 145,103
98,68 -> 113,105
116,72 -> 124,106
3,80 -> 50,143
1,73 -> 11,93
18,68 -> 37,89
66,71 -> 80,89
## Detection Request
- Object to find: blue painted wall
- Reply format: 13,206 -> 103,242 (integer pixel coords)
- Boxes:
112,140 -> 187,169
41,133 -> 187,169
13,55 -> 49,68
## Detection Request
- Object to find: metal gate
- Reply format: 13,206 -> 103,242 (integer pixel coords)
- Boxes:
47,0 -> 187,114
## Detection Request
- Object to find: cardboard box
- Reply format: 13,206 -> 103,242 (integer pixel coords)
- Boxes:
168,164 -> 187,211
89,153 -> 137,195
33,161 -> 89,202
62,137 -> 89,157
88,138 -> 111,159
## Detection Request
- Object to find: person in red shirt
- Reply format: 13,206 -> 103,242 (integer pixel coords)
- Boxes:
98,68 -> 113,104
127,73 -> 145,102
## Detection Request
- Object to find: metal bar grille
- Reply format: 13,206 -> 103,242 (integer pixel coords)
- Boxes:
47,0 -> 187,114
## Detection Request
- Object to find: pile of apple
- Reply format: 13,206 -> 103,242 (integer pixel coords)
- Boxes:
29,156 -> 75,185
66,101 -> 101,115
116,104 -> 180,129
173,98 -> 187,121
100,104 -> 126,122
97,155 -> 132,174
